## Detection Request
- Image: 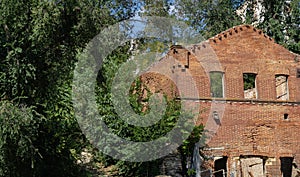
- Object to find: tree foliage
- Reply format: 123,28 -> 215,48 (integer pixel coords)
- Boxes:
175,0 -> 299,54
0,100 -> 41,177
257,0 -> 300,54
0,0 -> 137,176
176,0 -> 243,38
95,52 -> 185,175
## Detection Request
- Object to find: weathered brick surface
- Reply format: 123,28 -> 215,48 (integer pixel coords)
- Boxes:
141,24 -> 300,176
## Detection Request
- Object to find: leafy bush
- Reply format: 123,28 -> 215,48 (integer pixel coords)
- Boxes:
0,100 -> 41,176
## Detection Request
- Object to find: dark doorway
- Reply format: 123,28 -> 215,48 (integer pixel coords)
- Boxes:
280,157 -> 293,177
214,156 -> 228,177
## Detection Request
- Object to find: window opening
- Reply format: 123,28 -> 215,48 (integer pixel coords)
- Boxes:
214,157 -> 228,177
284,113 -> 289,120
280,157 -> 293,177
240,156 -> 266,177
210,72 -> 224,98
276,75 -> 289,100
243,73 -> 257,99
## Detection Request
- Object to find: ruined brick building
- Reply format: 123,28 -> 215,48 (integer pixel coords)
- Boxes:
140,24 -> 300,177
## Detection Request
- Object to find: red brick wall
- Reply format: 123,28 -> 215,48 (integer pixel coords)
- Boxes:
140,24 -> 300,175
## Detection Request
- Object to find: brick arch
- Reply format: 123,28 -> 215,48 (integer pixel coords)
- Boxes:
274,67 -> 290,76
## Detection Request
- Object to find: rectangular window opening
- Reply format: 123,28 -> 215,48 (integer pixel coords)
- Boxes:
276,75 -> 289,100
284,113 -> 289,120
214,156 -> 227,177
210,72 -> 224,98
243,73 -> 257,99
240,156 -> 266,177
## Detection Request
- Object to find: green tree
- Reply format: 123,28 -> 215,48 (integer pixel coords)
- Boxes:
176,0 -> 243,38
0,0 -> 138,176
257,0 -> 300,54
173,0 -> 299,54
237,0 -> 300,54
95,54 -> 186,175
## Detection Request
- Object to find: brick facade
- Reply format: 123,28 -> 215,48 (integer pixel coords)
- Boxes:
141,24 -> 300,176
